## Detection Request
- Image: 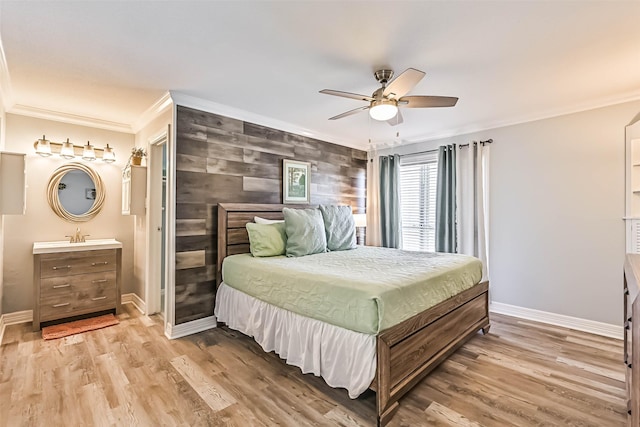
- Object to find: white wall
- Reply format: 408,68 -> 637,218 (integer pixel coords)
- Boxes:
0,109 -> 5,315
377,100 -> 640,326
2,113 -> 135,313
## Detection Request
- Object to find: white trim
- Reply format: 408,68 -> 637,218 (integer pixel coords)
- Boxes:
164,110 -> 177,332
121,293 -> 146,314
0,34 -> 14,111
490,301 -> 623,340
132,92 -> 173,133
379,91 -> 640,149
145,129 -> 169,317
0,295 -> 150,345
164,315 -> 217,340
8,104 -> 133,134
0,310 -> 33,345
169,91 -> 368,151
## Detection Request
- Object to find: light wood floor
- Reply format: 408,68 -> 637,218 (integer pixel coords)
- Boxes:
0,305 -> 627,426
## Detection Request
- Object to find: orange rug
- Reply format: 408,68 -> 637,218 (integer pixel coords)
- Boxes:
42,313 -> 119,340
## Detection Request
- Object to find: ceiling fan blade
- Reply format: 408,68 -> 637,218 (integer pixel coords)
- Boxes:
387,110 -> 403,126
328,106 -> 370,120
383,68 -> 426,99
399,95 -> 458,108
320,89 -> 374,102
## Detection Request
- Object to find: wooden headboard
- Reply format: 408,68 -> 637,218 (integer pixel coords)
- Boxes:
216,203 -> 316,286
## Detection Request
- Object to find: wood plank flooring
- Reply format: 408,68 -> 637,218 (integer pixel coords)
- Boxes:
0,306 -> 626,426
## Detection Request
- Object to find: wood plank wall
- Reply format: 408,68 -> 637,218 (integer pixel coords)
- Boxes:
174,105 -> 367,324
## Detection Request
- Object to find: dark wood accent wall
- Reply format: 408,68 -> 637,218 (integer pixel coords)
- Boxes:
174,105 -> 367,324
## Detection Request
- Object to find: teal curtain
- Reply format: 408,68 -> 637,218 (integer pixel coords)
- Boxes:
379,155 -> 401,248
436,145 -> 456,252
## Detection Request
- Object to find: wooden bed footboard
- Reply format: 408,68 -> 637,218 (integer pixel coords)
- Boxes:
374,281 -> 490,426
217,203 -> 490,427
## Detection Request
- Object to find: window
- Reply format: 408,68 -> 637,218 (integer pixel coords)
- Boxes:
400,152 -> 438,251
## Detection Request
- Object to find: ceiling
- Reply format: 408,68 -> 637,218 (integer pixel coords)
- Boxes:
1,1 -> 639,150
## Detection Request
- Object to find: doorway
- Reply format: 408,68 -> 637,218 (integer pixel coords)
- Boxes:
145,129 -> 168,317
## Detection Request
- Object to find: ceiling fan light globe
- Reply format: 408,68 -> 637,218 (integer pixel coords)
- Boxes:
369,102 -> 398,121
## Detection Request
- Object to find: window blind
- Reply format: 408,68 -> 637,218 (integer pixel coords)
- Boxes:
399,152 -> 438,252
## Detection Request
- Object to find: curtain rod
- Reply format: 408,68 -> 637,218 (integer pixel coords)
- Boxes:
399,148 -> 438,158
458,139 -> 493,148
372,138 -> 494,161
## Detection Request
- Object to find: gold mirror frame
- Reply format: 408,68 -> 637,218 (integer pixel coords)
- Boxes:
46,162 -> 105,222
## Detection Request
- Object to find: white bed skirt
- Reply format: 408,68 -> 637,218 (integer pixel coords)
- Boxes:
214,283 -> 377,398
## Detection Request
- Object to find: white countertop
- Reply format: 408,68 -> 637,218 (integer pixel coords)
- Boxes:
33,238 -> 122,254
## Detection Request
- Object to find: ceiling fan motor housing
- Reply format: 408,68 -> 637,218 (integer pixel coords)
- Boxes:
374,69 -> 394,85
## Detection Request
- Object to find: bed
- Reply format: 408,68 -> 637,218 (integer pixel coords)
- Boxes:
215,203 -> 490,426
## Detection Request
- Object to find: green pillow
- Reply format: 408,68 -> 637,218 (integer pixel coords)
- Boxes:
283,207 -> 327,257
319,205 -> 356,251
246,222 -> 287,257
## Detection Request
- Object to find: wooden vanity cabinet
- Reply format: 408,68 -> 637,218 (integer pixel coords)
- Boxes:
33,247 -> 121,331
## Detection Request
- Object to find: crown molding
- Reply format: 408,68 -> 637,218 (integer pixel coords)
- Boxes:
400,90 -> 640,146
169,91 -> 369,151
132,91 -> 173,133
8,104 -> 134,134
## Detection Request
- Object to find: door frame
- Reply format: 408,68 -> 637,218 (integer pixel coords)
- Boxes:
145,128 -> 169,317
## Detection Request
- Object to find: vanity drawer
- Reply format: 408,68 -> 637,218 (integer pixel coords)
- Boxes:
40,284 -> 117,322
40,249 -> 116,278
40,271 -> 116,299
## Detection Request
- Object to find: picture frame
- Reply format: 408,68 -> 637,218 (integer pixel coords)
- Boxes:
283,159 -> 311,204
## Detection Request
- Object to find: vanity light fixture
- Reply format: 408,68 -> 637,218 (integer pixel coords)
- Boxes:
35,135 -> 52,157
82,141 -> 96,161
102,144 -> 115,163
60,138 -> 75,160
33,136 -> 116,163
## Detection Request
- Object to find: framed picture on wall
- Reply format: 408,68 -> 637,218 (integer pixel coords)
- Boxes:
283,159 -> 311,204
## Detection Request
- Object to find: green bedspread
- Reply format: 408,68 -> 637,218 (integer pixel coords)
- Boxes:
222,246 -> 483,335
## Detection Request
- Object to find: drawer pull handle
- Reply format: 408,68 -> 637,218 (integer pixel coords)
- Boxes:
53,303 -> 70,308
91,296 -> 107,301
92,279 -> 108,284
52,284 -> 70,289
52,265 -> 71,270
91,262 -> 109,266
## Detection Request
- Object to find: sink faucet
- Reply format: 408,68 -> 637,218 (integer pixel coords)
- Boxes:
65,228 -> 89,243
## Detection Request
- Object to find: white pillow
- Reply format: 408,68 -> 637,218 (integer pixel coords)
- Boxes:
254,216 -> 284,225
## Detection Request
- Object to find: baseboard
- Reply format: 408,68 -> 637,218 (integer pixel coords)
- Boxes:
164,315 -> 217,340
490,302 -> 623,340
0,310 -> 33,345
0,294 -> 146,345
121,293 -> 146,314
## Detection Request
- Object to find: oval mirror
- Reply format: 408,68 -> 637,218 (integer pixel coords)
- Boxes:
46,162 -> 105,222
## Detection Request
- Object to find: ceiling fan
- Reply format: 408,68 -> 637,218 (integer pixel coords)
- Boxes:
320,68 -> 458,126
